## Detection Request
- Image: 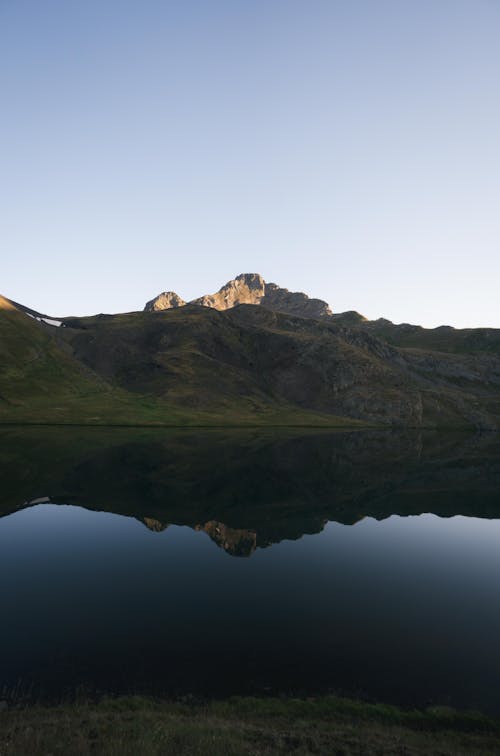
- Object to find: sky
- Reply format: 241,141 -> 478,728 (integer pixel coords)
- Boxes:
1,0 -> 499,328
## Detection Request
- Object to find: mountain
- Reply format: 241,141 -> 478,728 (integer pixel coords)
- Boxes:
144,291 -> 186,311
145,273 -> 500,356
0,294 -> 348,427
62,303 -> 500,428
145,273 -> 333,319
1,285 -> 500,428
0,295 -> 223,426
0,294 -> 110,416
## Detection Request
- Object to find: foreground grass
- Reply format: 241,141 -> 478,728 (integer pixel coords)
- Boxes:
1,695 -> 500,755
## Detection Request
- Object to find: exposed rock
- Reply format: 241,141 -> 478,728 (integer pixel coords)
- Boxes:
144,292 -> 186,312
262,281 -> 332,319
144,273 -> 332,320
192,273 -> 266,310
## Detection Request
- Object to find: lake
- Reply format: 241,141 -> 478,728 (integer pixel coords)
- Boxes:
1,427 -> 500,713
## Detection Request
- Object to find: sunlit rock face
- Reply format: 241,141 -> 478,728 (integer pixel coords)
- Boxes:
144,292 -> 186,312
192,273 -> 267,310
0,295 -> 16,310
144,273 -> 332,320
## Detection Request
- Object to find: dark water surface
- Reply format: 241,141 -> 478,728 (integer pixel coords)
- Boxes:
1,428 -> 500,712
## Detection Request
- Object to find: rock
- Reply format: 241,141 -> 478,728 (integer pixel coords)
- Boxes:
262,281 -> 332,319
145,273 -> 333,320
144,291 -> 186,312
192,273 -> 267,310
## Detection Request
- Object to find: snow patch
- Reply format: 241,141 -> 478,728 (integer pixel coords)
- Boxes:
25,312 -> 63,327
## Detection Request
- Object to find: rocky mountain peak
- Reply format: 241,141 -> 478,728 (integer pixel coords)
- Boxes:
144,273 -> 332,320
144,291 -> 186,312
236,272 -> 266,288
191,273 -> 266,310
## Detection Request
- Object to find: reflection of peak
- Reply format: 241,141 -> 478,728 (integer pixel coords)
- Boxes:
197,520 -> 257,557
143,517 -> 169,532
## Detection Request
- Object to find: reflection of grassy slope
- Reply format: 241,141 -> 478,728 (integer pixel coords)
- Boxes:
1,428 -> 500,538
2,695 -> 500,754
0,300 -> 357,427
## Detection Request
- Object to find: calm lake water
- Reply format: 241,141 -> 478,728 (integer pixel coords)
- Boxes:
1,428 -> 500,712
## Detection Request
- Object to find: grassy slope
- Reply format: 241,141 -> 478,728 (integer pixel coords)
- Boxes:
356,318 -> 500,355
2,695 -> 500,755
0,300 -> 174,425
60,305 -> 500,428
2,296 -> 500,427
0,300 -> 358,427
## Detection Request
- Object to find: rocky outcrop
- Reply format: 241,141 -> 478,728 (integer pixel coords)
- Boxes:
192,273 -> 266,310
144,273 -> 332,320
144,292 -> 186,312
262,282 -> 332,319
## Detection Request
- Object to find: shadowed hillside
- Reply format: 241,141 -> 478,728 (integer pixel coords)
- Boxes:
0,297 -> 345,427
2,291 -> 500,427
61,303 -> 500,428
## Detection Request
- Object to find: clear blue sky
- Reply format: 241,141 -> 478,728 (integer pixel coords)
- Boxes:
1,0 -> 499,327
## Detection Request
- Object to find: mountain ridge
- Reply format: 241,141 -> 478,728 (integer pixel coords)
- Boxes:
1,280 -> 500,429
145,272 -> 333,320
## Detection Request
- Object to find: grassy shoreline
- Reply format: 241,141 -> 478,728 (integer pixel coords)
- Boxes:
1,694 -> 500,755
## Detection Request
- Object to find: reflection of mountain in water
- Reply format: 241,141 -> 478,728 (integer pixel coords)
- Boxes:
195,521 -> 258,557
142,517 -> 258,556
142,517 -> 169,533
1,428 -> 500,556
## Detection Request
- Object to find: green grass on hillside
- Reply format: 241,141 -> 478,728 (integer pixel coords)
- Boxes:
3,300 -> 500,429
362,321 -> 500,355
0,304 -> 364,427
